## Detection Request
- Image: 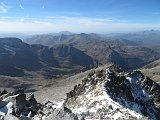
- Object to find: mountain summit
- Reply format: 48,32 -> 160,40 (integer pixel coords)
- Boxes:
1,65 -> 160,120
63,65 -> 160,120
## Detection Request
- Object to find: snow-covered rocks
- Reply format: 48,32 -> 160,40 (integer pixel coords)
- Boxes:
64,65 -> 160,120
0,65 -> 160,120
0,89 -> 41,120
0,102 -> 13,117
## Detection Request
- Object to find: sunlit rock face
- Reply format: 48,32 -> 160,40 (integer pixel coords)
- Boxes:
64,65 -> 160,120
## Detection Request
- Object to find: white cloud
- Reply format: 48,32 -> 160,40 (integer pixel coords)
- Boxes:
0,2 -> 9,13
19,4 -> 24,9
0,16 -> 159,33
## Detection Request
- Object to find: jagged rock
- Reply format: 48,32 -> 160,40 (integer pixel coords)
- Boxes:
64,65 -> 160,120
14,94 -> 27,115
26,94 -> 36,102
0,89 -> 8,96
64,107 -> 72,114
105,70 -> 160,119
108,64 -> 123,73
87,71 -> 95,78
141,76 -> 160,104
12,88 -> 24,95
26,94 -> 38,116
96,69 -> 105,78
0,91 -> 41,119
2,65 -> 160,120
45,107 -> 78,120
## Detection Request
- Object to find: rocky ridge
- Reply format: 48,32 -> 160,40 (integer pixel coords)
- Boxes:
0,38 -> 96,77
1,65 -> 160,120
0,89 -> 78,120
64,65 -> 160,120
25,33 -> 160,70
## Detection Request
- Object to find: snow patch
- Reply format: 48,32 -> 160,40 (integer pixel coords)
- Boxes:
69,79 -> 142,119
126,76 -> 149,101
0,102 -> 13,116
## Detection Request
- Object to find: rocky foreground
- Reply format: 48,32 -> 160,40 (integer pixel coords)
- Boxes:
0,65 -> 160,120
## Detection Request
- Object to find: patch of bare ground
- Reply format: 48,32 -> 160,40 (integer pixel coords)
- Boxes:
140,59 -> 160,83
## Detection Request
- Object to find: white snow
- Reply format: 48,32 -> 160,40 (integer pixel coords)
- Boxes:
2,94 -> 19,102
69,78 -> 143,119
126,76 -> 149,101
0,102 -> 13,116
56,100 -> 64,109
106,68 -> 112,74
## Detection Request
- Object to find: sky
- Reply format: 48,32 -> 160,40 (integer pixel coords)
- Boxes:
0,0 -> 160,34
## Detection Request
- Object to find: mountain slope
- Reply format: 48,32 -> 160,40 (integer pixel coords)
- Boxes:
25,33 -> 160,70
107,30 -> 160,45
52,44 -> 97,68
63,65 -> 160,120
0,38 -> 96,77
141,59 -> 160,83
32,44 -> 96,69
1,65 -> 160,120
0,37 -> 41,76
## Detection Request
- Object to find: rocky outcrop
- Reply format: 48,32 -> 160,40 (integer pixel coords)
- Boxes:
0,89 -> 41,120
44,107 -> 78,120
14,94 -> 27,115
64,65 -> 160,120
141,76 -> 160,114
0,89 -> 77,120
1,65 -> 160,120
105,70 -> 159,119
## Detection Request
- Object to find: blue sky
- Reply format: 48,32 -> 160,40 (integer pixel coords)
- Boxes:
0,0 -> 160,33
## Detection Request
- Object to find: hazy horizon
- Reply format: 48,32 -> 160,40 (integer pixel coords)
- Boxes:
0,29 -> 159,36
0,0 -> 160,33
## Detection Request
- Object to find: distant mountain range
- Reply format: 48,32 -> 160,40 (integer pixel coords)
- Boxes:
0,37 -> 96,77
106,30 -> 160,45
0,30 -> 160,78
25,32 -> 160,70
0,30 -> 160,120
0,31 -> 73,39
